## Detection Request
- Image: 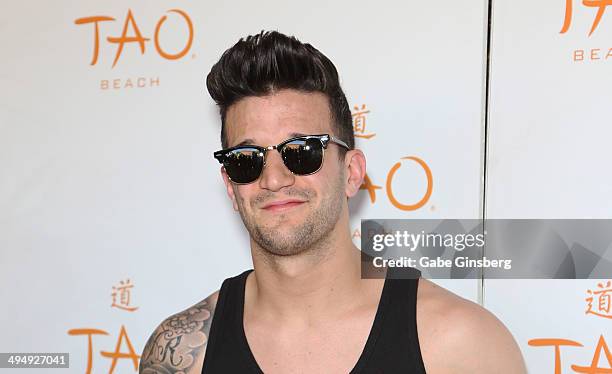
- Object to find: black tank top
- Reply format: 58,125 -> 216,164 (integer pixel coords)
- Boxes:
201,267 -> 427,373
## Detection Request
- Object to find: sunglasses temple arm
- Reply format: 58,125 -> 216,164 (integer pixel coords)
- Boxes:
329,136 -> 350,149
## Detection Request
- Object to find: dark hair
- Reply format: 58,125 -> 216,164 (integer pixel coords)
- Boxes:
206,30 -> 354,154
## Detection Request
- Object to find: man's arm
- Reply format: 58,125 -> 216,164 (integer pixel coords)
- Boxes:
417,279 -> 527,374
442,296 -> 527,374
139,291 -> 219,374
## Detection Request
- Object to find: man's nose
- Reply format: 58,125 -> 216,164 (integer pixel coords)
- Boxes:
258,150 -> 295,191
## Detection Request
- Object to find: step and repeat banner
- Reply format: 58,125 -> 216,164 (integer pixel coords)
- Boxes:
1,0 -> 608,373
485,0 -> 612,373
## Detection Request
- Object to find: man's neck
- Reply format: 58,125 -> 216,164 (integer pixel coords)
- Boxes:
246,231 -> 366,324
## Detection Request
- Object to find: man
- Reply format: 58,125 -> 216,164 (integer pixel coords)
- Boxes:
140,31 -> 526,373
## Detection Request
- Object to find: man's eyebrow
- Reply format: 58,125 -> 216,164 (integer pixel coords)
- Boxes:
288,132 -> 307,138
232,133 -> 310,147
233,138 -> 256,147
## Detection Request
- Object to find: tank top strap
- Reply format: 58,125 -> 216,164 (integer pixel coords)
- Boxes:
354,266 -> 427,373
201,269 -> 256,373
385,267 -> 427,373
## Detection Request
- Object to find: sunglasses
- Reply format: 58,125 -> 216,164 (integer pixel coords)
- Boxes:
213,134 -> 350,184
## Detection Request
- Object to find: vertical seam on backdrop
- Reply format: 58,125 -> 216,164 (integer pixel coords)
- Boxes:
479,0 -> 495,307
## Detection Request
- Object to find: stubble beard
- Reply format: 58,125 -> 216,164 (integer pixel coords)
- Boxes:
235,177 -> 345,257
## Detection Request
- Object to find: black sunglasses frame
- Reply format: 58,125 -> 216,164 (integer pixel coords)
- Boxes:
213,134 -> 350,184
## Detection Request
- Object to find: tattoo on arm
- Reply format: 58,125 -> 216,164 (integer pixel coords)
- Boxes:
139,293 -> 218,374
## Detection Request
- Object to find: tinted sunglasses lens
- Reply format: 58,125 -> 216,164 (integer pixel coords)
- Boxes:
281,138 -> 323,175
223,148 -> 264,183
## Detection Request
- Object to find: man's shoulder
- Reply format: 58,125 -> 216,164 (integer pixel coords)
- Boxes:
139,290 -> 220,374
416,278 -> 527,374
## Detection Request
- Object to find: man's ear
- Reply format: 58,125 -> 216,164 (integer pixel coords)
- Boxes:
344,149 -> 366,198
220,166 -> 239,211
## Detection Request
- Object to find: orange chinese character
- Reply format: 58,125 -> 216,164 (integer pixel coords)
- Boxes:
561,0 -> 612,36
352,104 -> 375,139
111,279 -> 139,312
585,281 -> 612,319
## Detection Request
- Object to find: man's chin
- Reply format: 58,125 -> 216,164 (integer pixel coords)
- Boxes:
257,225 -> 300,240
259,246 -> 305,257
253,227 -> 314,254
256,213 -> 307,229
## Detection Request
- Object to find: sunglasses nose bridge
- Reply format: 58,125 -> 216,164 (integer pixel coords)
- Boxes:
260,145 -> 278,167
258,145 -> 295,191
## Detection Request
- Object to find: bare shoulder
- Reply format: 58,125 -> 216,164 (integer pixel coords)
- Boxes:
416,278 -> 527,374
139,290 -> 220,374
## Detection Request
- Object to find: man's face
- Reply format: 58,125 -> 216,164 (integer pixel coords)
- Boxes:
221,89 -> 347,257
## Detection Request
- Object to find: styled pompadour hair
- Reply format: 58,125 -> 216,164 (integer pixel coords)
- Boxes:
206,30 -> 354,154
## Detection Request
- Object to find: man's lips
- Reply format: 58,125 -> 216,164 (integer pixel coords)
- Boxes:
261,199 -> 306,212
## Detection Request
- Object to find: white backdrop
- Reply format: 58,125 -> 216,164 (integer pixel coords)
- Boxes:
485,0 -> 612,373
3,0 -> 603,373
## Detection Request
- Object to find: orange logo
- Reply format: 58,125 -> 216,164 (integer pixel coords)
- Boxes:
561,0 -> 611,36
529,335 -> 612,374
68,277 -> 141,372
527,282 -> 612,373
68,326 -> 140,374
352,104 -> 376,139
360,156 -> 433,211
75,9 -> 194,68
111,279 -> 139,312
586,281 -> 612,319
